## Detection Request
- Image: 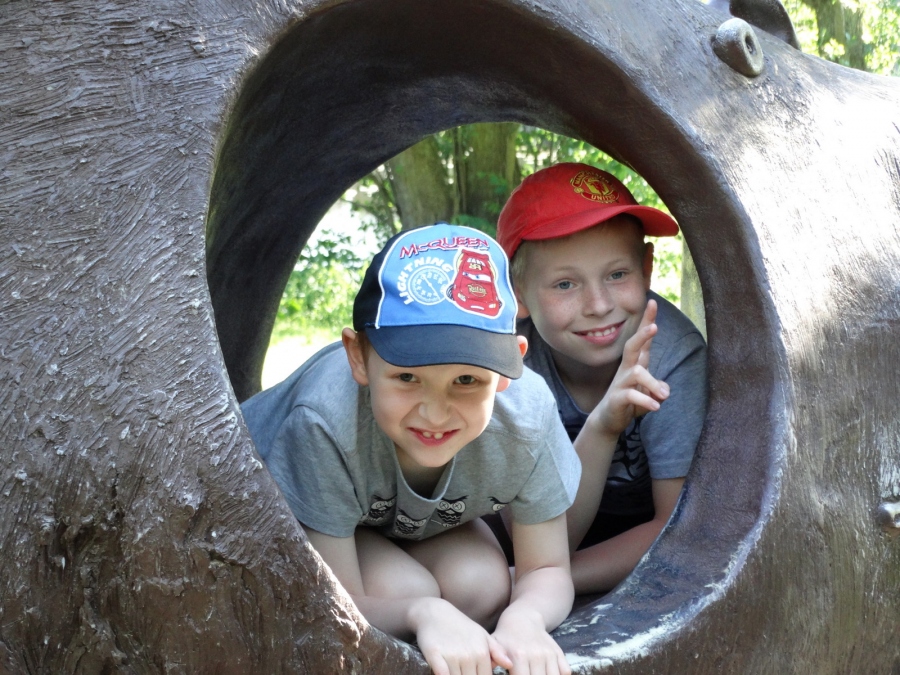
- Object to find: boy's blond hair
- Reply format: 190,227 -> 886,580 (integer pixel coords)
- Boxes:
509,214 -> 648,288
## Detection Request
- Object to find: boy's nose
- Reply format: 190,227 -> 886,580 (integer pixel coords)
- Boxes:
418,394 -> 452,425
583,283 -> 614,316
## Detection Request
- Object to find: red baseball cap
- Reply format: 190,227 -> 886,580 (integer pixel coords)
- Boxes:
497,162 -> 679,259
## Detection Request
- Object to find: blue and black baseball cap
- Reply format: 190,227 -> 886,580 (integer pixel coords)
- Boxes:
353,223 -> 523,379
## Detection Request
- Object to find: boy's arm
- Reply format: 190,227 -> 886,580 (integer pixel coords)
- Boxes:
492,513 -> 573,675
567,300 -> 670,551
570,476 -> 683,594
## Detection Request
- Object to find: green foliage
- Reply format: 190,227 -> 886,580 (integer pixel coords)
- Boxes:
784,0 -> 900,74
271,229 -> 364,341
866,0 -> 900,75
345,174 -> 401,245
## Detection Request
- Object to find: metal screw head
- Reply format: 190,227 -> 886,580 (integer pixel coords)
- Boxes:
713,18 -> 765,77
876,501 -> 900,536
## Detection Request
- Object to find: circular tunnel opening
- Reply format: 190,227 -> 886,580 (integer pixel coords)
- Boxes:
205,0 -> 785,664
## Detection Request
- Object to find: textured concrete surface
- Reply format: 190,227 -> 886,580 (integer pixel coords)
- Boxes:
1,0 -> 898,672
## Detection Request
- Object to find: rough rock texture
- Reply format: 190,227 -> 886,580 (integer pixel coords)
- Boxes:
1,0 -> 898,672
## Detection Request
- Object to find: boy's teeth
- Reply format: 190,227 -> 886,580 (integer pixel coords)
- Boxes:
421,431 -> 444,439
586,326 -> 616,337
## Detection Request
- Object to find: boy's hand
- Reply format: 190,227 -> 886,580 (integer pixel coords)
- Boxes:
588,299 -> 669,438
492,609 -> 571,675
412,597 -> 511,675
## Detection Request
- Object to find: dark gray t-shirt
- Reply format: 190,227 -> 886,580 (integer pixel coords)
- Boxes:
241,343 -> 581,540
519,291 -> 707,516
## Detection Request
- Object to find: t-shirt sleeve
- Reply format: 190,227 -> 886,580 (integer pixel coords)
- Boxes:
508,396 -> 582,525
643,332 -> 708,479
263,405 -> 364,538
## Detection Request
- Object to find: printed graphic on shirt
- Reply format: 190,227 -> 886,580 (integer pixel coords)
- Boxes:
435,496 -> 468,527
608,418 -> 649,482
601,417 -> 652,514
489,497 -> 510,512
393,509 -> 429,537
360,494 -> 396,525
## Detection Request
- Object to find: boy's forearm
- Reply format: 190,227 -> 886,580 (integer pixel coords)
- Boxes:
567,418 -> 618,551
570,518 -> 664,594
501,565 -> 574,632
571,476 -> 684,594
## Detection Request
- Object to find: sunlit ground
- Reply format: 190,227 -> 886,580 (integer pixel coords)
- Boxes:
261,335 -> 337,389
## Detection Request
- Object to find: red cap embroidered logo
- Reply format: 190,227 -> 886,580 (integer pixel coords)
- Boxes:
570,170 -> 620,204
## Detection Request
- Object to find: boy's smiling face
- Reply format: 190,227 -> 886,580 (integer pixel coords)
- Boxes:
342,329 -> 524,474
515,217 -> 653,375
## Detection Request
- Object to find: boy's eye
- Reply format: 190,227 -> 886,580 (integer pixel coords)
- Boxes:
555,280 -> 574,290
609,271 -> 626,281
454,374 -> 477,385
398,373 -> 416,383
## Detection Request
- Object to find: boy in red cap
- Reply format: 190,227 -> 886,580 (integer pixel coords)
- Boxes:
497,163 -> 708,594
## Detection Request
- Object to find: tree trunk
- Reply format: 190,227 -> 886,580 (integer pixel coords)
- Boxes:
386,123 -> 520,235
386,136 -> 455,230
457,122 -> 520,234
800,0 -> 868,70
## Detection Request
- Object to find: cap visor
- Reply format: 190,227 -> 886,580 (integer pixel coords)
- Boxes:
367,324 -> 523,379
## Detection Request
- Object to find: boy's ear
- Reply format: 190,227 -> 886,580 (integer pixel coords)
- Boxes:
642,242 -> 655,291
514,288 -> 531,319
341,327 -> 369,386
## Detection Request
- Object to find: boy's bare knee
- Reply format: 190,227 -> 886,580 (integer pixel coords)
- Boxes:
438,545 -> 511,627
367,566 -> 440,600
356,528 -> 440,600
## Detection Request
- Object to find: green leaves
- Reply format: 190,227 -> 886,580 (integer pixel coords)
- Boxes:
272,229 -> 363,340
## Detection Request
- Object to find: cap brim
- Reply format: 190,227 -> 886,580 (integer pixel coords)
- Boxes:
522,204 -> 679,243
367,324 -> 523,379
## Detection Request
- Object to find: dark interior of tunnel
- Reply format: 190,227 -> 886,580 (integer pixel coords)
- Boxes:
204,0 -> 787,656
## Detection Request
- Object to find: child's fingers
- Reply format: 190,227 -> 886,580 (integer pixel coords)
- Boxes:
624,389 -> 666,414
629,367 -> 670,401
622,321 -> 658,368
557,650 -> 573,675
424,653 -> 450,675
640,298 -> 658,330
488,636 -> 513,672
634,300 -> 659,369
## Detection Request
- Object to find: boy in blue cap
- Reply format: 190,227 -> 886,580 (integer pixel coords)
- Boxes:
242,224 -> 580,675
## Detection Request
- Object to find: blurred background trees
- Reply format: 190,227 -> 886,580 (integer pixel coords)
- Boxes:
263,0 -> 899,386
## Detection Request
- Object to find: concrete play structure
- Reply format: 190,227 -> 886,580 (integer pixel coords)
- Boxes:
1,0 -> 898,671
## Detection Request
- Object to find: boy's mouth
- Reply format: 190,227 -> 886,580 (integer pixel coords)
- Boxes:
574,321 -> 624,344
409,428 -> 458,445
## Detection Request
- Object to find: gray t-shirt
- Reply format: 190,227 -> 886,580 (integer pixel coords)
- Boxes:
241,343 -> 581,540
520,291 -> 707,516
